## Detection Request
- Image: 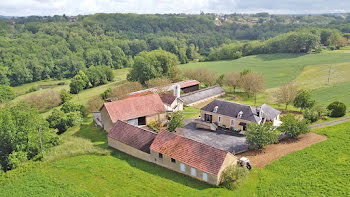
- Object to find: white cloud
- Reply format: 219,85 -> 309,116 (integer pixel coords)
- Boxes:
0,0 -> 349,16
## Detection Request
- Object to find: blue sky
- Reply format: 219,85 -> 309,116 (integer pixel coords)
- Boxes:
1,0 -> 350,16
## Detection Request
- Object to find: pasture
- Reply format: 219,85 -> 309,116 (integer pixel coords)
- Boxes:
1,118 -> 349,196
181,52 -> 350,88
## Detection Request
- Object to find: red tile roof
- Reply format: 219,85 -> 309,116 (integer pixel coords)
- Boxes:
127,91 -> 154,98
160,94 -> 177,106
102,93 -> 166,123
108,121 -> 157,153
179,80 -> 200,88
150,130 -> 228,175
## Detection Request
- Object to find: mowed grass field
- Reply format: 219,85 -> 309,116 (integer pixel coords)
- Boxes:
181,52 -> 350,88
1,118 -> 349,196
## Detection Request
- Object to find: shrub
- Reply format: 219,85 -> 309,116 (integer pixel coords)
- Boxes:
167,112 -> 184,132
219,165 -> 248,190
148,121 -> 161,133
303,108 -> 319,123
245,123 -> 278,150
47,109 -> 82,134
60,89 -> 72,103
279,114 -> 310,139
87,96 -> 104,112
0,85 -> 15,102
24,90 -> 62,111
327,101 -> 347,117
27,86 -> 38,93
7,151 -> 28,170
293,89 -> 315,110
61,102 -> 87,117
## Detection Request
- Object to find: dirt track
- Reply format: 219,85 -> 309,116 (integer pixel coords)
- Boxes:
310,116 -> 350,129
239,132 -> 328,168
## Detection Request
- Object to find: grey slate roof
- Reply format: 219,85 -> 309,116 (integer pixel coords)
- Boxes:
180,85 -> 225,105
260,104 -> 281,120
201,99 -> 261,122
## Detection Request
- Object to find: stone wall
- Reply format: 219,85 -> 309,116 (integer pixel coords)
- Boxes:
150,149 -> 219,185
200,110 -> 252,130
108,137 -> 153,162
146,112 -> 167,125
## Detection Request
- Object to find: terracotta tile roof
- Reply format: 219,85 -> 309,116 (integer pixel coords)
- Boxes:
102,93 -> 166,123
160,94 -> 177,106
108,120 -> 157,153
150,130 -> 229,175
127,91 -> 154,98
179,80 -> 200,88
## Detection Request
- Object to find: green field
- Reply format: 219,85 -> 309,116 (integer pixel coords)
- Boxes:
311,81 -> 350,107
181,52 -> 350,88
1,118 -> 349,196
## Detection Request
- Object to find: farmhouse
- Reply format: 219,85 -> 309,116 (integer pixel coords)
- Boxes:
198,99 -> 281,131
180,85 -> 225,106
160,93 -> 184,112
107,120 -> 157,162
100,93 -> 167,132
150,130 -> 238,185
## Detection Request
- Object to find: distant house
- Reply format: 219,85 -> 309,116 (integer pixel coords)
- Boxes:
100,93 -> 167,132
150,130 -> 238,185
160,94 -> 184,112
199,99 -> 282,131
180,85 -> 225,107
108,120 -> 157,162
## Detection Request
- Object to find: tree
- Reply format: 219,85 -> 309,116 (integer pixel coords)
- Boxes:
224,72 -> 240,93
107,81 -> 143,100
0,85 -> 15,103
183,67 -> 217,87
274,82 -> 298,109
327,101 -> 346,117
127,50 -> 179,84
60,89 -> 72,104
219,165 -> 248,190
47,109 -> 82,134
70,74 -> 87,94
167,112 -> 184,132
0,103 -> 60,170
303,108 -> 319,123
145,77 -> 172,94
239,73 -> 265,105
87,96 -> 104,113
279,114 -> 310,139
245,123 -> 278,150
293,90 -> 315,110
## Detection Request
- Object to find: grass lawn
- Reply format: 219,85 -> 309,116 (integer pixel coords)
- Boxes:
180,52 -> 350,88
1,118 -> 349,196
311,81 -> 350,108
182,106 -> 200,119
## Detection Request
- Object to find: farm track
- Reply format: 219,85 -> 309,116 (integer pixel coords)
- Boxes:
311,116 -> 350,129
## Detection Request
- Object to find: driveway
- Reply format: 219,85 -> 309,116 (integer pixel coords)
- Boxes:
176,119 -> 248,154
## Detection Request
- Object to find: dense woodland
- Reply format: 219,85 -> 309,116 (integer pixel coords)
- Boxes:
1,13 -> 350,86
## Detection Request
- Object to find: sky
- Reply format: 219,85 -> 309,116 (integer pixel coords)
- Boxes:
1,0 -> 350,16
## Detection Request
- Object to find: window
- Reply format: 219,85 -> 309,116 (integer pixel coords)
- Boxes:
218,116 -> 222,123
158,153 -> 163,159
231,119 -> 235,126
191,167 -> 197,176
180,163 -> 185,172
171,158 -> 176,163
202,172 -> 208,181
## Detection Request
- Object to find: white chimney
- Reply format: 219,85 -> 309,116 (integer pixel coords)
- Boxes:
174,84 -> 181,98
237,111 -> 243,119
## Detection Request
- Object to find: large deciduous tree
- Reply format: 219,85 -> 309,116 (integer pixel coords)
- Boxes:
127,49 -> 179,84
183,66 -> 217,87
224,72 -> 240,93
293,89 -> 315,110
274,82 -> 298,109
239,73 -> 265,105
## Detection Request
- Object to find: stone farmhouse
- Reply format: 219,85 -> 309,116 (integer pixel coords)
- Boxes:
107,120 -> 238,185
197,99 -> 282,131
100,93 -> 167,132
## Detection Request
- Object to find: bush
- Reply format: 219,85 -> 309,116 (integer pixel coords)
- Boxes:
245,123 -> 278,150
327,101 -> 347,117
61,102 -> 87,117
60,89 -> 72,103
0,85 -> 15,102
27,86 -> 38,93
87,96 -> 104,112
279,114 -> 310,139
167,112 -> 184,132
47,109 -> 82,134
148,121 -> 161,133
219,165 -> 248,190
303,108 -> 319,123
7,151 -> 28,170
293,89 -> 315,110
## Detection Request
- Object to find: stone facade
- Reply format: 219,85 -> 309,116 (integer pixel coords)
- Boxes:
108,137 -> 154,163
150,149 -> 237,185
200,110 -> 252,130
145,112 -> 167,125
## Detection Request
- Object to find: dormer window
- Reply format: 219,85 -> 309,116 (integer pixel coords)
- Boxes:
213,106 -> 219,113
237,111 -> 243,119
